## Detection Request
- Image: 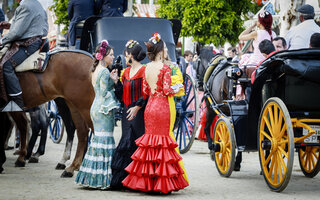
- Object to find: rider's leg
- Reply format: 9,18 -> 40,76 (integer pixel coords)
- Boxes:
2,39 -> 42,109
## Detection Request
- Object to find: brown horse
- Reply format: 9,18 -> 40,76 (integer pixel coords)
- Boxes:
2,50 -> 94,177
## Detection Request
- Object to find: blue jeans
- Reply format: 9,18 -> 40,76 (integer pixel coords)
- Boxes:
3,39 -> 42,96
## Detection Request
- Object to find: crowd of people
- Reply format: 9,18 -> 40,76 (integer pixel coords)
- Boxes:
231,4 -> 320,100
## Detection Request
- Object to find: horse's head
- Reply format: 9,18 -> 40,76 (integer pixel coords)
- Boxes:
194,47 -> 215,91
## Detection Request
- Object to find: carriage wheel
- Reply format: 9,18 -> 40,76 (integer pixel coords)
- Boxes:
174,74 -> 199,154
213,117 -> 236,177
47,100 -> 65,144
258,97 -> 294,192
298,146 -> 320,178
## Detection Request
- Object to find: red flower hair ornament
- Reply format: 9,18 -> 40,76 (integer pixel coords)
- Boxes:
95,40 -> 109,60
149,32 -> 161,44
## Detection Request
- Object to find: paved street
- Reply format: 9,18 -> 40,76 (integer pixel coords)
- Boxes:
1,126 -> 320,200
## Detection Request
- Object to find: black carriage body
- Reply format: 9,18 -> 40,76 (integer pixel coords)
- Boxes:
246,49 -> 320,150
226,100 -> 248,148
80,17 -> 177,64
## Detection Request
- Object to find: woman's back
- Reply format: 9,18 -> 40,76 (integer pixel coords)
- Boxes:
144,63 -> 174,97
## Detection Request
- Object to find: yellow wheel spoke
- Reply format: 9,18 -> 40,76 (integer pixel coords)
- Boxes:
279,146 -> 289,158
264,150 -> 274,166
226,148 -> 231,153
274,154 -> 278,184
278,151 -> 287,175
263,116 -> 274,138
216,130 -> 222,142
279,123 -> 287,139
268,155 -> 276,179
219,125 -> 225,141
277,151 -> 284,182
274,105 -> 279,130
310,154 -> 315,169
278,139 -> 289,146
268,106 -> 275,133
261,130 -> 272,141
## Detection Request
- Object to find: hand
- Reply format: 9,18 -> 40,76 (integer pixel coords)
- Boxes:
126,106 -> 141,121
0,21 -> 11,29
110,69 -> 119,83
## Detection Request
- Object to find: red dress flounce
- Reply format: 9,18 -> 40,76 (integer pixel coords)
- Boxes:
122,65 -> 189,193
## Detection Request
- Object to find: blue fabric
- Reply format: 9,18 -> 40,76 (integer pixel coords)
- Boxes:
68,0 -> 95,46
0,8 -> 5,35
75,67 -> 118,189
95,0 -> 128,17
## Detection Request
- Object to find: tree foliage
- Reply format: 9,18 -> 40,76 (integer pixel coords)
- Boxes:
49,0 -> 69,32
157,0 -> 262,46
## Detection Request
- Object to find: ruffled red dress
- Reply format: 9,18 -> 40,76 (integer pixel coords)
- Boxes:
122,64 -> 189,193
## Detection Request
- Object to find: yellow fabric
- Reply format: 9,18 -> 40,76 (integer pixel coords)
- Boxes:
168,96 -> 189,183
119,69 -> 125,83
170,64 -> 185,97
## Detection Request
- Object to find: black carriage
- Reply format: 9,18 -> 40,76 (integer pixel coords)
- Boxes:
204,49 -> 320,192
79,17 -> 198,153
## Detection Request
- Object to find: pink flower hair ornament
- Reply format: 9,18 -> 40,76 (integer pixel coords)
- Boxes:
95,40 -> 109,60
149,32 -> 161,44
95,52 -> 104,61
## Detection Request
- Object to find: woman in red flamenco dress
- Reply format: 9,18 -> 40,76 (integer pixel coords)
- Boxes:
122,33 -> 189,193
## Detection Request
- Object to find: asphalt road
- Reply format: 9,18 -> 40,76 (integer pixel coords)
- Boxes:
1,126 -> 320,200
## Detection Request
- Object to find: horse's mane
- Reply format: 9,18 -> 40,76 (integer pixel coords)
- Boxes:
49,49 -> 94,59
199,47 -> 214,62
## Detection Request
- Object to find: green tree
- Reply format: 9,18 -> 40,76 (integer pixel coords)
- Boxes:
157,0 -> 261,46
49,0 -> 69,33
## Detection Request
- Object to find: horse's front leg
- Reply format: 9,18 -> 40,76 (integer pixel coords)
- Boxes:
10,112 -> 28,167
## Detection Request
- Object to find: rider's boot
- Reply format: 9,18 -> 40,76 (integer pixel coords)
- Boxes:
1,94 -> 25,112
10,94 -> 25,110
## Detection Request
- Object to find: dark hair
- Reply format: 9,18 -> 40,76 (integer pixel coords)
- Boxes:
124,41 -> 146,62
258,11 -> 273,40
310,33 -> 320,48
184,50 -> 193,57
301,13 -> 315,20
92,42 -> 112,72
227,47 -> 237,53
259,39 -> 275,55
145,40 -> 164,61
273,37 -> 287,48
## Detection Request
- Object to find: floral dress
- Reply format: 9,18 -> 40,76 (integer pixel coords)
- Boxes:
75,67 -> 118,189
122,64 -> 189,193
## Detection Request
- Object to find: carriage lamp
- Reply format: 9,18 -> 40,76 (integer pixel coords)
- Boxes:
226,66 -> 243,80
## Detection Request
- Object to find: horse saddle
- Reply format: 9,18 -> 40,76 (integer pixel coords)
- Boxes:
14,39 -> 50,73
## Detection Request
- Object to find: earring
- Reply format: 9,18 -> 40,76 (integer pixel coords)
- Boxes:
101,60 -> 106,67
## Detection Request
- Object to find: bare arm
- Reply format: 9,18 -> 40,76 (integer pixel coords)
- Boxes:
239,22 -> 257,41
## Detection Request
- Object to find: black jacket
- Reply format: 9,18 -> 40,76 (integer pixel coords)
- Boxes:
95,0 -> 128,17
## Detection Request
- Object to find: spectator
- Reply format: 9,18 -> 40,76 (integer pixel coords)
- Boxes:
238,10 -> 276,66
184,50 -> 196,79
227,47 -> 239,62
0,8 -> 4,35
286,4 -> 320,50
272,37 -> 287,51
95,0 -> 128,17
310,32 -> 320,48
259,39 -> 276,58
68,0 -> 96,48
251,39 -> 276,84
